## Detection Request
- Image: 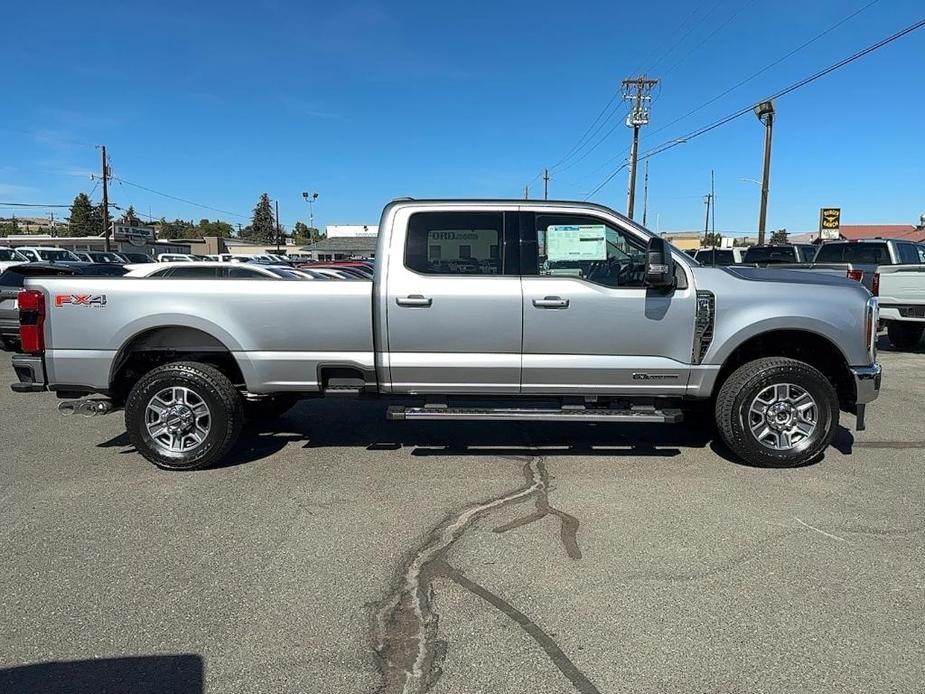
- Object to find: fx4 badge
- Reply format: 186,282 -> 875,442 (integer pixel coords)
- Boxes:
632,373 -> 679,380
55,294 -> 108,308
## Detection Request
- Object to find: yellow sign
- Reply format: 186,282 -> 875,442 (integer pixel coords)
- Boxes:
820,208 -> 841,230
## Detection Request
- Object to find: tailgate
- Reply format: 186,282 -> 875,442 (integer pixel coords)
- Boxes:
878,265 -> 925,308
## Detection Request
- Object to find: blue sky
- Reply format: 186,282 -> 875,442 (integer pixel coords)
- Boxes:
2,0 -> 923,234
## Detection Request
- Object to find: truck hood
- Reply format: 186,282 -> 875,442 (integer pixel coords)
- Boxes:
717,265 -> 855,288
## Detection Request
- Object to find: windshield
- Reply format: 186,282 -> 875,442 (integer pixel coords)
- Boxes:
0,248 -> 27,261
36,249 -> 79,261
743,246 -> 796,264
90,252 -> 125,263
814,242 -> 892,264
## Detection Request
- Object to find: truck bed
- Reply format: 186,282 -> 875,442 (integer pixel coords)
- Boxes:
26,276 -> 375,393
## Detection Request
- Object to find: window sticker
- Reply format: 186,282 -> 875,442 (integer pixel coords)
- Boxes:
546,225 -> 607,261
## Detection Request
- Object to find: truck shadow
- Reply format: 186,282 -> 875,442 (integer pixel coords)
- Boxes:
96,400 -> 854,469
0,654 -> 203,694
227,399 -> 853,469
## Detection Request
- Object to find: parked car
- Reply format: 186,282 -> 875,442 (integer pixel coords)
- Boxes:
0,262 -> 127,350
14,247 -> 82,263
156,253 -> 197,262
692,247 -> 745,266
11,199 -> 880,472
0,247 -> 28,273
84,251 -> 127,264
119,252 -> 155,264
125,262 -> 311,280
742,244 -> 816,265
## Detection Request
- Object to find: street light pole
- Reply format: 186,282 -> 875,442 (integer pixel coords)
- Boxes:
755,100 -> 775,246
302,191 -> 319,250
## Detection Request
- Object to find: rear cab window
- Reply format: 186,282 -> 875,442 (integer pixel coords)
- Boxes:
742,246 -> 797,264
814,243 -> 892,264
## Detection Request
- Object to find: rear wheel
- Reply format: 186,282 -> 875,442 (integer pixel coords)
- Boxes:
125,361 -> 243,471
715,357 -> 838,468
886,321 -> 924,350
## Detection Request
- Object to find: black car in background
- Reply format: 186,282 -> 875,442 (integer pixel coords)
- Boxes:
0,262 -> 127,350
742,244 -> 817,265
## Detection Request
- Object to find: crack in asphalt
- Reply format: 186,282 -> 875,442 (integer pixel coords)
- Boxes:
370,457 -> 595,694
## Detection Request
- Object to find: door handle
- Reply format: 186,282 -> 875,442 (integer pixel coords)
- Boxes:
532,296 -> 569,309
396,294 -> 433,307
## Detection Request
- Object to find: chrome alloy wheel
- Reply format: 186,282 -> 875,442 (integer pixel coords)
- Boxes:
145,386 -> 212,453
747,383 -> 818,451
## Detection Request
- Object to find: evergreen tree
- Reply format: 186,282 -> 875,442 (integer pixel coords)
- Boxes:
120,205 -> 141,225
67,193 -> 96,237
769,228 -> 789,245
244,193 -> 276,242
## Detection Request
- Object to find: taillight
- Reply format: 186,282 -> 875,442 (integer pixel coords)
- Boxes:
847,269 -> 863,282
18,289 -> 46,354
871,272 -> 880,297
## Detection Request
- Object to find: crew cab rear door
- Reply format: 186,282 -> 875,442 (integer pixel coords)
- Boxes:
384,207 -> 522,393
518,208 -> 697,395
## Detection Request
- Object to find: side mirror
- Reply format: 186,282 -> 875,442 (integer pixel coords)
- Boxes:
645,236 -> 675,289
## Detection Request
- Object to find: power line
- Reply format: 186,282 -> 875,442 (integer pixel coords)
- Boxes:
0,201 -> 72,208
584,15 -> 925,199
587,0 -> 881,182
553,101 -> 631,175
641,0 -> 881,145
109,176 -> 249,220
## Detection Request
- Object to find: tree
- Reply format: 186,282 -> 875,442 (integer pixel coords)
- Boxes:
196,218 -> 233,238
120,205 -> 141,225
67,193 -> 97,237
242,193 -> 276,243
0,218 -> 21,237
701,232 -> 723,247
769,228 -> 789,245
158,218 -> 195,240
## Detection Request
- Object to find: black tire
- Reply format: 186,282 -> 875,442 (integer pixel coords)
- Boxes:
715,357 -> 839,468
886,322 -> 924,350
125,361 -> 243,471
242,394 -> 300,421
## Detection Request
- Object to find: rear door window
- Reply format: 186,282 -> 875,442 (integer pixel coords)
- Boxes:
405,211 -> 511,275
695,249 -> 736,266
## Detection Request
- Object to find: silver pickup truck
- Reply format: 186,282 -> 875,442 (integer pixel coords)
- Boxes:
10,199 -> 881,470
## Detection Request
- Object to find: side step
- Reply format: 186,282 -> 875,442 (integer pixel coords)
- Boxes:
387,405 -> 683,423
323,377 -> 366,397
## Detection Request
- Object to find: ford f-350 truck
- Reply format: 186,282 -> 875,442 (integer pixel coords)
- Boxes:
10,199 -> 881,470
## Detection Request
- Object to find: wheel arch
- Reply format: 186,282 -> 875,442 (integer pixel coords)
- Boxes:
715,328 -> 855,407
109,325 -> 248,399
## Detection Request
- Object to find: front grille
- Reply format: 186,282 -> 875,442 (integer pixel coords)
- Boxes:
693,290 -> 715,364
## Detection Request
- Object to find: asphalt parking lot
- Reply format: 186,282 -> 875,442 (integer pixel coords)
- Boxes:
1,340 -> 923,694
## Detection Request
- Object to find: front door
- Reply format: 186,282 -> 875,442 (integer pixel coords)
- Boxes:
519,209 -> 697,395
385,208 -> 522,394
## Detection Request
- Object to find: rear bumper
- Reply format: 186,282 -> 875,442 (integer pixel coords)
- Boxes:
10,353 -> 47,393
0,317 -> 18,338
851,363 -> 881,405
879,305 -> 925,323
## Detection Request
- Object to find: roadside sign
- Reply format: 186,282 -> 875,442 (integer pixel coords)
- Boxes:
819,208 -> 841,240
112,224 -> 156,246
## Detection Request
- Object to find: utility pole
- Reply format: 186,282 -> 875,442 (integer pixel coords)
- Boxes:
99,145 -> 111,251
622,76 -> 658,220
524,185 -> 529,200
275,199 -> 282,254
642,159 -> 650,227
755,100 -> 775,246
711,169 -> 716,237
543,168 -> 550,200
703,193 -> 713,240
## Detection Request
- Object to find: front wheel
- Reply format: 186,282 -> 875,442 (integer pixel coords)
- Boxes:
715,357 -> 838,468
886,321 -> 924,350
125,361 -> 244,471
